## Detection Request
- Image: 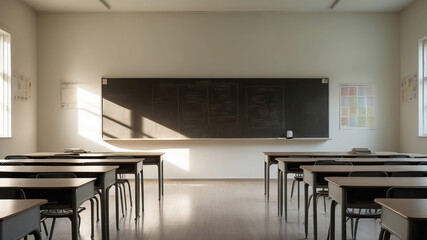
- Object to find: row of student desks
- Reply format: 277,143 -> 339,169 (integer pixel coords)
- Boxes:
269,153 -> 427,240
0,151 -> 164,240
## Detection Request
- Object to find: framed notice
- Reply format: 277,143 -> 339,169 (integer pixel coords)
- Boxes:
340,84 -> 375,129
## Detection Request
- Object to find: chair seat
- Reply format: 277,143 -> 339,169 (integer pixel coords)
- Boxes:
41,207 -> 86,217
294,176 -> 303,181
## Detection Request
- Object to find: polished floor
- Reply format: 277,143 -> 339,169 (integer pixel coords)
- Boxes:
40,178 -> 398,240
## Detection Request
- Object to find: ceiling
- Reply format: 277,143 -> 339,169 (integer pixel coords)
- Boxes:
23,0 -> 415,13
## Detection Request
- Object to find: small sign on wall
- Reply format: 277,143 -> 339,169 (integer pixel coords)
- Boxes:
61,82 -> 85,109
400,74 -> 417,102
12,73 -> 31,101
340,84 -> 375,129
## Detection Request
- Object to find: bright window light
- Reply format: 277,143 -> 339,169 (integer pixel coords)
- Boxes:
0,29 -> 11,138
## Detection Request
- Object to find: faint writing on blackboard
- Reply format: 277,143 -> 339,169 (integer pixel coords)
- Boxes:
247,87 -> 283,129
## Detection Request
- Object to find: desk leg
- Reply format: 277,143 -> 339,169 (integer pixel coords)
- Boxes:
266,160 -> 270,200
161,160 -> 164,196
135,172 -> 140,220
278,169 -> 282,216
158,162 -> 161,200
71,199 -> 78,240
330,200 -> 337,240
313,184 -> 318,240
115,177 -> 119,230
284,168 -> 288,221
341,190 -> 347,240
264,161 -> 267,194
100,186 -> 110,238
141,169 -> 144,212
304,183 -> 309,239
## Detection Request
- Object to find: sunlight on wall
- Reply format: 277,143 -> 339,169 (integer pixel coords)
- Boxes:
77,88 -> 128,151
163,148 -> 190,171
77,88 -> 190,171
103,99 -> 133,138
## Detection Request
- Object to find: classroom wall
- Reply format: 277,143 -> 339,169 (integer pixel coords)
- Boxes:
0,0 -> 37,157
37,12 -> 400,178
400,0 -> 427,154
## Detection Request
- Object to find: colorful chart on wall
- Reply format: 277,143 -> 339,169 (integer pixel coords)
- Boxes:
400,74 -> 418,102
340,84 -> 375,129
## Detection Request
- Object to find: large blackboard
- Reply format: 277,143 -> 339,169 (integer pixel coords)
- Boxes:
102,78 -> 329,139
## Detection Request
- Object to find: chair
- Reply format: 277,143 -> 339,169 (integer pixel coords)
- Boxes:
36,173 -> 94,240
106,156 -> 133,216
47,155 -> 76,159
289,156 -> 311,210
309,160 -> 352,212
345,171 -> 388,240
418,162 -> 427,165
390,171 -> 427,177
379,187 -> 427,239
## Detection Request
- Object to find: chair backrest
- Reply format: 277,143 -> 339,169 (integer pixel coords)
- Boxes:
0,188 -> 26,199
0,162 -> 24,166
384,161 -> 409,165
356,155 -> 377,158
390,171 -> 427,177
36,173 -> 77,178
348,171 -> 388,177
386,187 -> 427,198
419,162 -> 427,165
388,155 -> 410,158
5,155 -> 29,159
315,160 -> 352,165
47,155 -> 75,159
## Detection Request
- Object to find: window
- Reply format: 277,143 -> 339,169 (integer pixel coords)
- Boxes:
0,29 -> 11,137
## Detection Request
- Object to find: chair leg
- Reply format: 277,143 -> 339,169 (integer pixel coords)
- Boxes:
122,182 -> 128,211
42,220 -> 49,237
290,179 -> 296,199
297,180 -> 300,210
323,195 -> 327,213
78,214 -> 81,232
119,184 -> 125,216
126,180 -> 133,208
353,218 -> 360,240
90,199 -> 95,239
94,195 -> 100,221
48,218 -> 57,240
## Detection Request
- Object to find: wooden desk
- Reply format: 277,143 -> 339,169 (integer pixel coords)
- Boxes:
301,165 -> 427,240
0,199 -> 47,240
0,178 -> 95,240
326,177 -> 427,240
0,165 -> 117,240
0,157 -> 144,225
264,151 -> 425,200
18,151 -> 165,200
375,198 -> 427,240
276,157 -> 427,221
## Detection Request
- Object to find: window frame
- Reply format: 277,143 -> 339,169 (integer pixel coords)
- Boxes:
0,28 -> 11,138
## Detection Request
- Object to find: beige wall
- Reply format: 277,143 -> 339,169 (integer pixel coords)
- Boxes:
0,0 -> 37,157
37,12 -> 400,178
400,0 -> 427,153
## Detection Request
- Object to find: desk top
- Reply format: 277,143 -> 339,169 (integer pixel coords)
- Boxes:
375,198 -> 427,220
0,199 -> 47,221
24,152 -> 164,158
0,165 -> 118,173
265,152 -> 427,158
326,177 -> 427,188
0,178 -> 96,189
0,158 -> 144,164
302,165 -> 427,173
277,157 -> 427,163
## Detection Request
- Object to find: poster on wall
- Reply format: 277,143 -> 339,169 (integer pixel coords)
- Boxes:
400,74 -> 418,102
12,73 -> 31,101
340,84 -> 375,129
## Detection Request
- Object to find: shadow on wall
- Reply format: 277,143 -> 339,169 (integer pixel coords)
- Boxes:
77,87 -> 190,171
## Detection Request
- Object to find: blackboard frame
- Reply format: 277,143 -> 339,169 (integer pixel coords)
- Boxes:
102,78 -> 329,140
